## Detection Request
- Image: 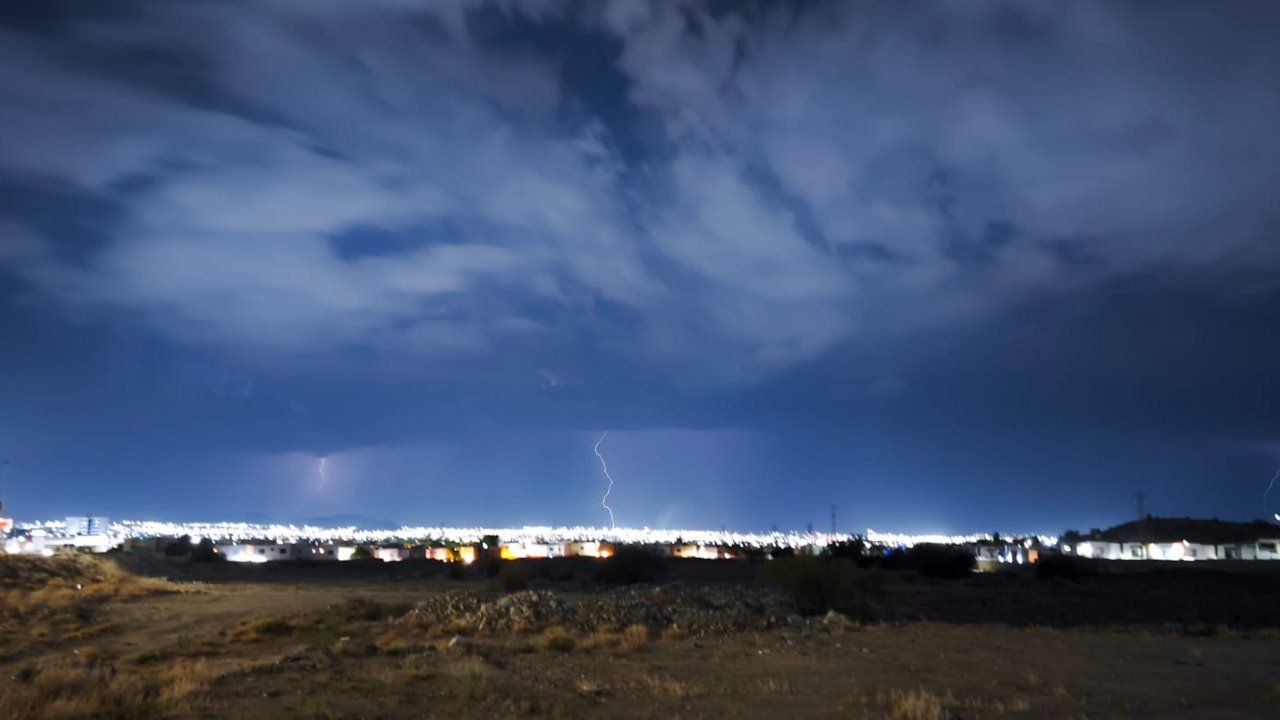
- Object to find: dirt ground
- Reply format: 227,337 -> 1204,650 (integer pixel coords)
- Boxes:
4,558 -> 1280,719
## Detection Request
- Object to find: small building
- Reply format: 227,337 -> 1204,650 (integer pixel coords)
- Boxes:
296,543 -> 350,561
671,544 -> 731,560
221,542 -> 299,563
375,547 -> 410,562
65,516 -> 110,536
123,536 -> 178,554
500,542 -> 563,559
564,541 -> 605,558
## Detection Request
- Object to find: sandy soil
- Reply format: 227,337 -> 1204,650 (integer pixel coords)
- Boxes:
5,561 -> 1280,719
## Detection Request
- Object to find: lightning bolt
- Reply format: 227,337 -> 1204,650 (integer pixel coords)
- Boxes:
1265,467 -> 1280,518
317,456 -> 328,492
594,432 -> 616,529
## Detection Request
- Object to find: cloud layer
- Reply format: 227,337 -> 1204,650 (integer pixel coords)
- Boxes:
2,0 -> 1279,388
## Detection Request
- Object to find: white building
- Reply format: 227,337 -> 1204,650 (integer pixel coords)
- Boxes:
221,542 -> 298,563
375,547 -> 410,562
65,516 -> 110,536
1066,518 -> 1280,562
500,542 -> 564,559
222,541 -> 356,562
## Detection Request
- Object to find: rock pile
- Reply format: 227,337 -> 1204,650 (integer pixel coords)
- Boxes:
396,584 -> 790,637
470,590 -> 572,632
398,590 -> 485,630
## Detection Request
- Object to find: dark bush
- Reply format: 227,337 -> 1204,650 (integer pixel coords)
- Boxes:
475,556 -> 503,579
163,535 -> 192,557
192,538 -> 224,562
593,548 -> 667,585
827,539 -> 868,561
496,562 -> 529,593
880,544 -> 975,578
339,596 -> 408,621
910,544 -> 975,578
758,556 -> 882,619
1035,553 -> 1089,581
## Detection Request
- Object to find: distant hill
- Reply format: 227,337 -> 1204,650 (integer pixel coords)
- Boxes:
1094,517 -> 1280,544
289,514 -> 399,530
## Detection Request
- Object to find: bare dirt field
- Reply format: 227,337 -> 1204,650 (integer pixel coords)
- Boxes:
3,554 -> 1279,719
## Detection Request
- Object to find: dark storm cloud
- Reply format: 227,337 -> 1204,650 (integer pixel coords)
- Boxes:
1,1 -> 1279,525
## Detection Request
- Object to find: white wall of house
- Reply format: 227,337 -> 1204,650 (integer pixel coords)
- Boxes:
1075,541 -> 1121,559
297,545 -> 345,561
222,543 -> 296,562
375,547 -> 409,562
1255,540 -> 1280,560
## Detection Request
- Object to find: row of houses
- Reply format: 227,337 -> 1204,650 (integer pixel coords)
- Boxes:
946,518 -> 1280,571
1059,517 -> 1280,562
214,539 -> 747,564
211,539 -> 594,564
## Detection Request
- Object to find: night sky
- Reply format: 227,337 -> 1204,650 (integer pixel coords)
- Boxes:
2,1 -> 1279,534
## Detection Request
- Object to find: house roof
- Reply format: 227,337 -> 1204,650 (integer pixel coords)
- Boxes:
1092,517 -> 1280,544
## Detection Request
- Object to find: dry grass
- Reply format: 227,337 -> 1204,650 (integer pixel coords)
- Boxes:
446,657 -> 491,700
374,630 -> 418,655
0,555 -> 180,658
879,688 -> 945,720
579,629 -> 621,652
1266,682 -> 1280,703
661,625 -> 691,641
878,687 -> 1031,719
759,677 -> 795,695
330,636 -> 375,657
620,624 -> 649,652
0,656 -> 213,720
397,653 -> 436,680
576,676 -> 608,697
580,623 -> 650,655
227,616 -> 295,642
639,673 -> 700,700
301,697 -> 336,720
532,625 -> 577,652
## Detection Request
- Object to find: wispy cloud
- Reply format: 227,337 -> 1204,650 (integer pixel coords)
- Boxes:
1,0 -> 1278,386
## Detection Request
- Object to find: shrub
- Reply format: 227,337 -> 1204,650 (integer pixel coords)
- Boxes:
582,624 -> 649,654
302,697 -> 336,720
0,657 -> 212,720
496,563 -> 529,593
447,657 -> 490,700
619,624 -> 649,653
879,688 -> 945,720
228,616 -> 294,642
532,625 -> 576,652
881,545 -> 975,578
593,548 -> 667,585
911,545 -> 975,578
338,597 -> 408,622
758,556 -> 882,618
1035,553 -> 1085,581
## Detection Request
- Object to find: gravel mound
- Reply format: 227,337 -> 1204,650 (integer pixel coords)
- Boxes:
396,584 -> 789,636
